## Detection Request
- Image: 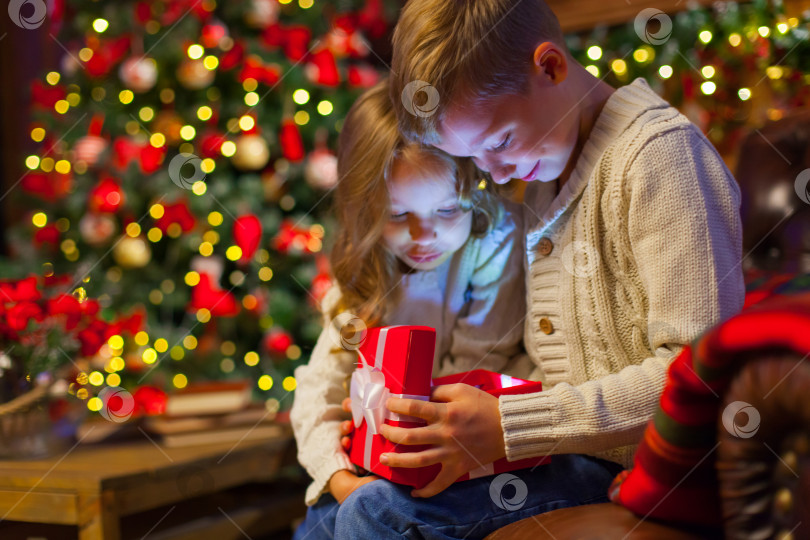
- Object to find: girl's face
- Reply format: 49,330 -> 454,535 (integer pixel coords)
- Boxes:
382,158 -> 473,271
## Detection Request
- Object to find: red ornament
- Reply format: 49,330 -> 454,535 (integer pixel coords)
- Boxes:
89,177 -> 125,213
155,201 -> 196,234
239,56 -> 281,86
133,385 -> 168,416
189,273 -> 240,317
22,171 -> 73,202
272,219 -> 316,255
201,21 -> 228,48
0,276 -> 41,302
31,80 -> 66,108
200,132 -> 225,158
74,135 -> 108,166
264,328 -> 293,356
279,120 -> 305,162
220,40 -> 246,71
306,49 -> 340,87
84,35 -> 131,78
233,214 -> 263,263
34,224 -> 60,248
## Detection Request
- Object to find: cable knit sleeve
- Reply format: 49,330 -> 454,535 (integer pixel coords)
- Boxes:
500,124 -> 745,463
289,285 -> 357,506
439,204 -> 529,378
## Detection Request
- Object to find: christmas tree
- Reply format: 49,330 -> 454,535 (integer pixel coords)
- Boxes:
3,0 -> 400,413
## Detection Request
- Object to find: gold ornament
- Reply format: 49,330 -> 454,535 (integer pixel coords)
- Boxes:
231,134 -> 270,171
113,235 -> 152,268
177,59 -> 215,90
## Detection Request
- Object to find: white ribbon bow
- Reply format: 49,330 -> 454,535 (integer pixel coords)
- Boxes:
350,355 -> 390,436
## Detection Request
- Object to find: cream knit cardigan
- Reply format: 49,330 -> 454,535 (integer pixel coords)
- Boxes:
500,79 -> 746,469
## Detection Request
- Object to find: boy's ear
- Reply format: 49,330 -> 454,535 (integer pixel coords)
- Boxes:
532,42 -> 568,85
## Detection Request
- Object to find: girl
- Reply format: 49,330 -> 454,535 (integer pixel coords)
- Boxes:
289,79 -> 530,538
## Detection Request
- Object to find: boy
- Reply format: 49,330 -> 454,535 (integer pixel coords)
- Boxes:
329,0 -> 744,538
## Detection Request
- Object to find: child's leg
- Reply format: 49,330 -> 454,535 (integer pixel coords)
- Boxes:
293,493 -> 340,540
333,454 -> 623,540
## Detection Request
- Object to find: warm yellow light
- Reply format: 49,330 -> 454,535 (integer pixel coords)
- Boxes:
192,181 -> 207,195
294,111 -> 310,125
242,78 -> 258,92
119,90 -> 134,104
126,223 -> 141,237
728,33 -> 742,47
286,345 -> 302,360
777,22 -> 789,34
183,335 -> 198,350
701,65 -> 715,79
293,89 -> 310,104
244,351 -> 260,366
173,374 -> 188,389
139,106 -> 154,121
92,18 -> 109,33
738,88 -> 752,101
226,245 -> 243,261
221,141 -> 236,157
32,212 -> 47,228
584,65 -> 600,77
187,44 -> 204,59
698,30 -> 713,44
171,346 -> 185,360
55,160 -> 71,174
149,204 -> 165,219
147,227 -> 163,242
142,348 -> 158,363
197,107 -> 212,122
317,100 -> 333,115
299,0 -> 313,8
766,66 -> 784,79
154,338 -> 169,353
201,158 -> 215,173
586,46 -> 602,61
135,331 -> 149,346
282,376 -> 297,391
180,125 -> 196,140
78,48 -> 93,62
108,335 -> 124,350
611,59 -> 627,75
31,127 -> 46,142
196,309 -> 211,323
258,375 -> 273,390
244,92 -> 260,106
208,211 -> 224,226
46,72 -> 60,85
25,155 -> 40,169
185,271 -> 201,286
40,157 -> 54,172
258,266 -> 274,281
633,48 -> 649,63
110,356 -> 126,371
88,371 -> 105,386
88,397 -> 103,411
150,133 -> 166,147
55,100 -> 69,114
700,81 -> 717,95
106,373 -> 121,387
758,26 -> 770,38
239,115 -> 255,131
203,55 -> 219,70
199,242 -> 214,256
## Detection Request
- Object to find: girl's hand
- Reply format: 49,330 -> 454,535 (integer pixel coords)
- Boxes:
328,469 -> 379,504
340,397 -> 354,451
378,384 -> 506,498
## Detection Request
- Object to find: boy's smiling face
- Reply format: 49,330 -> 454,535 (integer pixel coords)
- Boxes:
433,43 -> 580,185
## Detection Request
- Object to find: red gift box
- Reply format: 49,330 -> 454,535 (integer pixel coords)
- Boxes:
349,326 -> 550,488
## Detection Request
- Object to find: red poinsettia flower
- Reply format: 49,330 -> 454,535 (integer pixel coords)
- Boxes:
21,171 -> 73,202
189,273 -> 240,317
0,276 -> 41,303
155,201 -> 196,234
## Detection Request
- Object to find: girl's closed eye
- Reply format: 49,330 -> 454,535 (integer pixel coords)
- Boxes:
492,132 -> 512,153
390,211 -> 408,221
437,207 -> 460,217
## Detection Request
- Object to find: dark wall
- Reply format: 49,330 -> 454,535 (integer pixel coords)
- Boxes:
0,4 -> 59,256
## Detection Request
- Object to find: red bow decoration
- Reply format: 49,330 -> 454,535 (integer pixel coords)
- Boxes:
113,137 -> 166,174
220,40 -> 245,71
84,35 -> 132,78
233,214 -> 263,263
273,219 -> 318,255
279,120 -> 305,162
0,277 -> 42,303
155,201 -> 196,233
21,171 -> 73,202
262,23 -> 312,61
34,224 -> 60,248
189,274 -> 240,317
264,327 -> 293,356
31,80 -> 66,109
238,56 -> 281,86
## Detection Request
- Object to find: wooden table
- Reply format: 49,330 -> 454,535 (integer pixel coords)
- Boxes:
0,425 -> 304,539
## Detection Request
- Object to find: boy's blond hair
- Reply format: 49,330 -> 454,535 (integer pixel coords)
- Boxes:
390,0 -> 565,145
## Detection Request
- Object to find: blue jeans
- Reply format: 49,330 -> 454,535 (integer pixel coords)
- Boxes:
293,454 -> 624,540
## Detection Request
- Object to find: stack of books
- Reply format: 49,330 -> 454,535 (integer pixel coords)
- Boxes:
144,381 -> 283,448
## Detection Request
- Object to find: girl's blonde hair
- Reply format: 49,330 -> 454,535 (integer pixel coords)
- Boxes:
329,79 -> 500,326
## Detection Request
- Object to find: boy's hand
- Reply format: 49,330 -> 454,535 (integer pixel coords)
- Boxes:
328,469 -> 379,504
378,384 -> 506,498
340,397 -> 353,451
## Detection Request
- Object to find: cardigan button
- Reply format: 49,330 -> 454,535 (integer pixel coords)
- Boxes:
538,317 -> 554,335
537,237 -> 554,256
